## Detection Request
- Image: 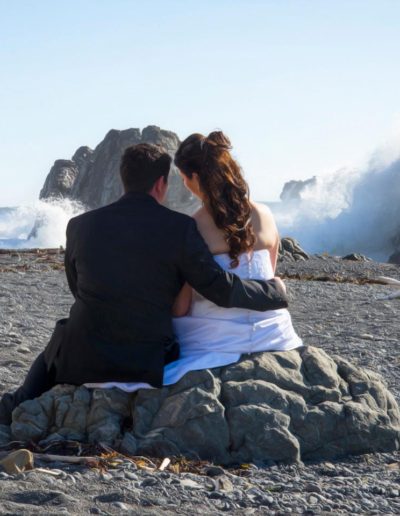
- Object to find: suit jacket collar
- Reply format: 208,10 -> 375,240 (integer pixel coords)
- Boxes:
118,191 -> 158,205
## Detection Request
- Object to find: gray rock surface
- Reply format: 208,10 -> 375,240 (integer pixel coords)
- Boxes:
279,177 -> 317,202
279,237 -> 309,262
39,126 -> 199,214
0,423 -> 11,446
342,253 -> 371,262
10,347 -> 400,465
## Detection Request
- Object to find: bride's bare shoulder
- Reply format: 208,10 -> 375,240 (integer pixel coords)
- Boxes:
250,201 -> 276,224
250,201 -> 279,249
191,206 -> 227,253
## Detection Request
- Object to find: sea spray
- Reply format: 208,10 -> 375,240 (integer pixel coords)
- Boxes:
1,147 -> 399,259
272,154 -> 400,261
0,199 -> 84,249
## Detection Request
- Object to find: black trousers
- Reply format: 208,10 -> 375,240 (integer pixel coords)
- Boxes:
0,352 -> 56,425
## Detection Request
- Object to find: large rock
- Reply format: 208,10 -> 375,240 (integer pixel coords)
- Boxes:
10,347 -> 400,465
39,126 -> 199,214
278,237 -> 309,263
280,177 -> 317,202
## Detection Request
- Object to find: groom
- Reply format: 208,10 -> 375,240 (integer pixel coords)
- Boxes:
0,143 -> 288,424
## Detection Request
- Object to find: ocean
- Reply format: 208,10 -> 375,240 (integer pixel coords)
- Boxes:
1,151 -> 399,261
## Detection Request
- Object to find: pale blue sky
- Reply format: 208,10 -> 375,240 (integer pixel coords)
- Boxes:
1,0 -> 399,205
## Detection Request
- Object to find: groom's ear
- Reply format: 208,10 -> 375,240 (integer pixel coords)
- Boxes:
156,174 -> 168,191
149,174 -> 168,201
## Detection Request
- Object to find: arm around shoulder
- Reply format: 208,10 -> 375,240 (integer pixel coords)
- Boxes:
179,218 -> 288,311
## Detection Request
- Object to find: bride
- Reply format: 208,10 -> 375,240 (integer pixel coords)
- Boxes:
91,131 -> 302,393
164,131 -> 303,383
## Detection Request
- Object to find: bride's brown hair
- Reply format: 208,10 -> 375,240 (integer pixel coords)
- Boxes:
174,131 -> 256,268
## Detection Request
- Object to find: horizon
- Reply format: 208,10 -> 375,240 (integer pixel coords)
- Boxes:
1,1 -> 400,206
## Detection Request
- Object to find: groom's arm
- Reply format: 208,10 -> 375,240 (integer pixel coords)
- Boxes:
179,219 -> 288,311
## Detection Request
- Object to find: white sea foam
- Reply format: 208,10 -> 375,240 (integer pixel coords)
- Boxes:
0,199 -> 84,249
271,149 -> 400,261
1,140 -> 400,260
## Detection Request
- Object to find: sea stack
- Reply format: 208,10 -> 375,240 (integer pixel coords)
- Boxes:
39,126 -> 199,214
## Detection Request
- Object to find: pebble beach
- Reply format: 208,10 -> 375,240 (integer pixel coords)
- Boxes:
0,250 -> 399,515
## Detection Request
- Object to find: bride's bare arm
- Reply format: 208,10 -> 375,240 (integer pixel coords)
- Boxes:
172,282 -> 192,317
251,202 -> 280,273
269,232 -> 280,273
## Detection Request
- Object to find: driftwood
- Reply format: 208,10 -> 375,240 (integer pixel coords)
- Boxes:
375,276 -> 400,300
376,276 -> 400,287
0,450 -> 97,466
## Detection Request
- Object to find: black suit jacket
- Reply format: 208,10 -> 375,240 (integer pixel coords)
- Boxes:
44,192 -> 288,387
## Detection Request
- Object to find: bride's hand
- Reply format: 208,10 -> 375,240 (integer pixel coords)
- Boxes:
273,276 -> 287,294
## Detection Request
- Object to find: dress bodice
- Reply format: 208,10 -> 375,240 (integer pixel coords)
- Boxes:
190,249 -> 276,321
213,249 -> 274,280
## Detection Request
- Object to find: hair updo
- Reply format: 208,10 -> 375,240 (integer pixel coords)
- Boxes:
174,131 -> 256,268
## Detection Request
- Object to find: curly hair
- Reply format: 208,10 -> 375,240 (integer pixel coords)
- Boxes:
174,131 -> 256,268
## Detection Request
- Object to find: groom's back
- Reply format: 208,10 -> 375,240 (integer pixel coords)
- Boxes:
69,193 -> 186,311
55,192 -> 190,387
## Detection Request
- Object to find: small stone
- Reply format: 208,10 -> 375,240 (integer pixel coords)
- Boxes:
208,491 -> 225,500
262,495 -> 274,505
100,472 -> 113,481
217,476 -> 234,492
112,471 -> 126,480
359,333 -> 375,341
17,346 -> 31,354
309,495 -> 319,504
305,483 -> 322,494
206,466 -> 225,477
180,478 -> 203,489
141,477 -> 159,487
361,498 -> 375,507
112,502 -> 129,511
124,471 -> 138,481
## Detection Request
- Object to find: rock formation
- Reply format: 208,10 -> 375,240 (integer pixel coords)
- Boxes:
279,177 -> 317,202
278,237 -> 309,262
342,253 -> 370,262
40,126 -> 199,214
9,347 -> 400,465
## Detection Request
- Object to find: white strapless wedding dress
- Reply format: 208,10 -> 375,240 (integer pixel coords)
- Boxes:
86,249 -> 303,392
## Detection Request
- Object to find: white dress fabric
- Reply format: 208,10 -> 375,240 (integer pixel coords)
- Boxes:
86,249 -> 303,392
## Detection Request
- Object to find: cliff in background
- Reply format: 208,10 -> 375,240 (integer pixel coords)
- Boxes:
39,126 -> 199,214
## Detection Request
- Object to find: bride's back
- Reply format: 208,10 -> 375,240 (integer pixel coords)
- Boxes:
194,201 -> 280,273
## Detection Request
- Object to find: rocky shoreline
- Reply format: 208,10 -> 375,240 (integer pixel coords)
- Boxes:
0,251 -> 399,514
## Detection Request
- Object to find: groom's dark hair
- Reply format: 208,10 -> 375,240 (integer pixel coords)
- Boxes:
120,143 -> 172,193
